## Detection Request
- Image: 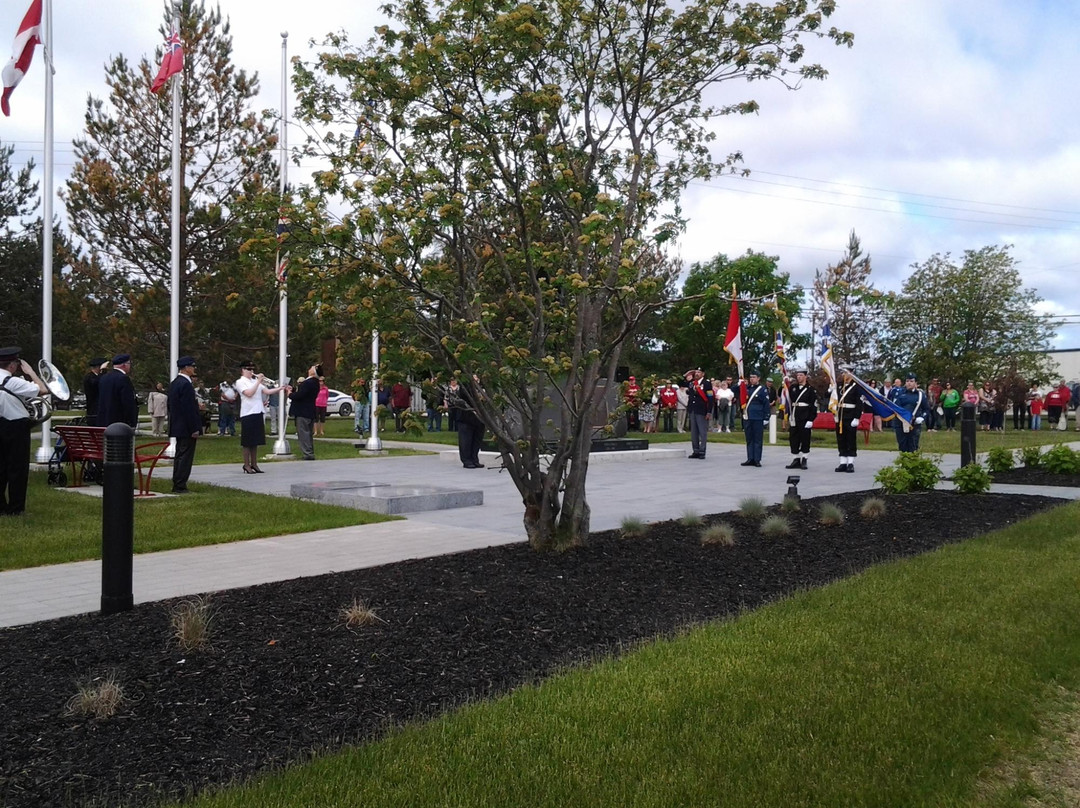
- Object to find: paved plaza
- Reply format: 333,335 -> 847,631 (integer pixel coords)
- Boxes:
3,438 -> 1078,628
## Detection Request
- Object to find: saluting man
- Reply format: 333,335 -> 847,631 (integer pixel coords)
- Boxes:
741,370 -> 769,467
681,368 -> 713,459
834,368 -> 864,473
0,347 -> 49,516
893,373 -> 931,452
786,369 -> 818,470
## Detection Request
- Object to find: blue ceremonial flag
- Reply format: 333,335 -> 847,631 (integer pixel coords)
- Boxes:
848,371 -> 912,430
818,303 -> 838,413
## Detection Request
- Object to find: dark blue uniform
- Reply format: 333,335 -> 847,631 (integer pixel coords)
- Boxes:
893,386 -> 930,452
742,381 -> 770,465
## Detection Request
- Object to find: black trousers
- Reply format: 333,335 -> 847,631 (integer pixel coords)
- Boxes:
457,419 -> 484,466
0,417 -> 32,514
835,423 -> 859,458
172,436 -> 197,491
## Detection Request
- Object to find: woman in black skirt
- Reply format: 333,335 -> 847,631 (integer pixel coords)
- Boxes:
234,361 -> 290,473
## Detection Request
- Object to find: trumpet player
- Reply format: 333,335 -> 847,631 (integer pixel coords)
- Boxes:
0,347 -> 48,517
236,361 -> 289,473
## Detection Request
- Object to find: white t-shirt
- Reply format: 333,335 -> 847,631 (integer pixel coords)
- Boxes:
0,369 -> 38,420
717,387 -> 735,404
234,376 -> 267,418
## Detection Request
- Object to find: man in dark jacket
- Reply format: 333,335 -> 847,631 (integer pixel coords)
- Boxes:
289,364 -> 321,460
82,358 -> 106,425
786,369 -> 818,470
167,356 -> 202,494
741,371 -> 770,467
96,354 -> 138,428
452,377 -> 485,469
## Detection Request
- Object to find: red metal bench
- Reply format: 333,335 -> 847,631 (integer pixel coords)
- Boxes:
810,412 -> 875,444
53,425 -> 171,497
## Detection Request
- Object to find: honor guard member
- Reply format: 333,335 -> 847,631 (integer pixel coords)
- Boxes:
167,356 -> 202,494
835,368 -> 864,473
97,353 -> 139,428
786,368 -> 818,470
0,347 -> 49,516
83,357 -> 107,425
741,371 -> 769,467
681,369 -> 713,459
893,373 -> 930,452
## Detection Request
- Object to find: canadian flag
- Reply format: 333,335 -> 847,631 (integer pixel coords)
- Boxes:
1,0 -> 43,117
723,294 -> 744,378
151,30 -> 184,94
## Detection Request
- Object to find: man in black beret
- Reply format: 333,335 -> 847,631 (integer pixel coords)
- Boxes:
83,357 -> 107,425
167,356 -> 201,494
97,353 -> 138,428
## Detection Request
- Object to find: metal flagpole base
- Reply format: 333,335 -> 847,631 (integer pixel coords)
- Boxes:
366,435 -> 383,451
35,443 -> 52,463
273,437 -> 291,455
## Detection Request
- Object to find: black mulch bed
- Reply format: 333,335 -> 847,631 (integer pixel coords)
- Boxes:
0,490 -> 1067,808
990,467 -> 1080,487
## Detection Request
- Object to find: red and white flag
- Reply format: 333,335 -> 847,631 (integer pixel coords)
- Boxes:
1,0 -> 42,117
723,293 -> 744,379
150,30 -> 184,94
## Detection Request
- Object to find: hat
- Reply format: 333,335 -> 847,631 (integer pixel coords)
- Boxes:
629,376 -> 635,381
0,346 -> 20,362
906,373 -> 917,380
112,353 -> 131,365
240,360 -> 256,370
177,356 -> 197,369
747,369 -> 759,377
89,357 -> 107,367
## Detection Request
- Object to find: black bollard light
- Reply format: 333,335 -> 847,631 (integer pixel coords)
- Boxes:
101,422 -> 135,616
960,402 -> 977,467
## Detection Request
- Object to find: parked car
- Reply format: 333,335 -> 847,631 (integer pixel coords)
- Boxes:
324,389 -> 354,417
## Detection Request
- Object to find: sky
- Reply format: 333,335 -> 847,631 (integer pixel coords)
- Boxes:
3,0 -> 1079,357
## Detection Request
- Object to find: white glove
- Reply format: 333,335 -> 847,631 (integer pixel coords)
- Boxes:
850,419 -> 859,427
915,416 -> 924,425
763,420 -> 770,426
804,421 -> 813,429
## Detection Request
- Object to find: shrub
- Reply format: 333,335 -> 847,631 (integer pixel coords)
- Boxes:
738,497 -> 767,518
859,497 -> 887,520
620,516 -> 647,539
170,596 -> 214,652
700,523 -> 736,546
678,510 -> 703,528
818,502 -> 846,526
341,598 -> 382,628
952,462 -> 992,495
1042,445 -> 1080,474
760,515 -> 792,538
1020,445 -> 1042,468
985,446 -> 1015,473
65,672 -> 125,720
779,495 -> 802,514
874,452 -> 942,494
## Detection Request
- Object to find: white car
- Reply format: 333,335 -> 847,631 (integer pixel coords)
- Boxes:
324,389 -> 354,417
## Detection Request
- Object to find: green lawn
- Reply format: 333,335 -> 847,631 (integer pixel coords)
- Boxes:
181,501 -> 1080,808
0,472 -> 398,571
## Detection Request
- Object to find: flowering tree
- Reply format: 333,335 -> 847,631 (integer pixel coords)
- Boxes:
294,0 -> 852,549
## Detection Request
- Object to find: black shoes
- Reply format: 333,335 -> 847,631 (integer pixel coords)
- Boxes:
835,464 -> 846,473
786,459 -> 801,469
801,458 -> 808,470
463,463 -> 485,468
846,464 -> 855,473
740,460 -> 755,467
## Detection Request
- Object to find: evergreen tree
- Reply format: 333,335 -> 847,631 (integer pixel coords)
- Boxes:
811,230 -> 885,372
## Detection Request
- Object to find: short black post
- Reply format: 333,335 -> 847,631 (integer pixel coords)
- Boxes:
960,402 -> 977,467
101,423 -> 135,616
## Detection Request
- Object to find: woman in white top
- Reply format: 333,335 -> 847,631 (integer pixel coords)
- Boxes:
715,382 -> 735,433
234,360 -> 289,473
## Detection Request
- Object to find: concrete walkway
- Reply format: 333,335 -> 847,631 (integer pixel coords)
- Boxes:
4,438 -> 1079,628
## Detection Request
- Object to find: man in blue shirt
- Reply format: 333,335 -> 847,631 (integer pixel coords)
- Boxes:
892,373 -> 930,452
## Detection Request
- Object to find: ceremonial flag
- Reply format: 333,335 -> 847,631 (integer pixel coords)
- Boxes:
276,207 -> 291,243
775,329 -> 791,416
847,370 -> 912,430
818,300 -> 838,413
1,0 -> 42,117
150,30 -> 184,94
276,251 -> 290,284
724,293 -> 744,379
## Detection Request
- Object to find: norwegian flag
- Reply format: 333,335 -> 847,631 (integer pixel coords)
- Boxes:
1,0 -> 42,117
151,30 -> 184,94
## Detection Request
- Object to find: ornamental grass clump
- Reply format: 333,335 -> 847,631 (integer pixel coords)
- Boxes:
779,494 -> 802,514
859,497 -> 887,520
738,497 -> 767,519
341,598 -> 382,628
760,515 -> 792,539
819,502 -> 846,527
65,672 -> 125,720
620,516 -> 647,539
700,523 -> 736,547
170,596 -> 214,652
678,510 -> 703,528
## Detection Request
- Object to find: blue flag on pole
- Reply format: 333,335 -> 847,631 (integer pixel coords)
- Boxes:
847,371 -> 913,430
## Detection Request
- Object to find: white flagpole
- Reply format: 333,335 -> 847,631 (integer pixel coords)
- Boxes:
34,0 -> 54,462
273,31 -> 290,455
166,1 -> 182,457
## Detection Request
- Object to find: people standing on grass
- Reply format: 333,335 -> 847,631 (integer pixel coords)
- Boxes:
82,357 -> 106,425
1029,391 -> 1044,431
236,360 -> 290,472
313,377 -> 329,438
714,380 -> 734,433
147,382 -> 168,436
391,379 -> 412,433
658,380 -> 679,433
353,378 -> 370,436
940,382 -> 961,431
167,357 -> 202,495
288,364 -> 321,462
97,354 -> 139,429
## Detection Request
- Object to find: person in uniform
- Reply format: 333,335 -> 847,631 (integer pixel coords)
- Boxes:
96,353 -> 139,428
167,356 -> 202,494
741,370 -> 769,467
834,368 -> 864,473
785,369 -> 818,470
892,373 -> 930,452
82,357 -> 106,425
0,347 -> 49,516
454,376 -> 486,469
680,368 -> 712,459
